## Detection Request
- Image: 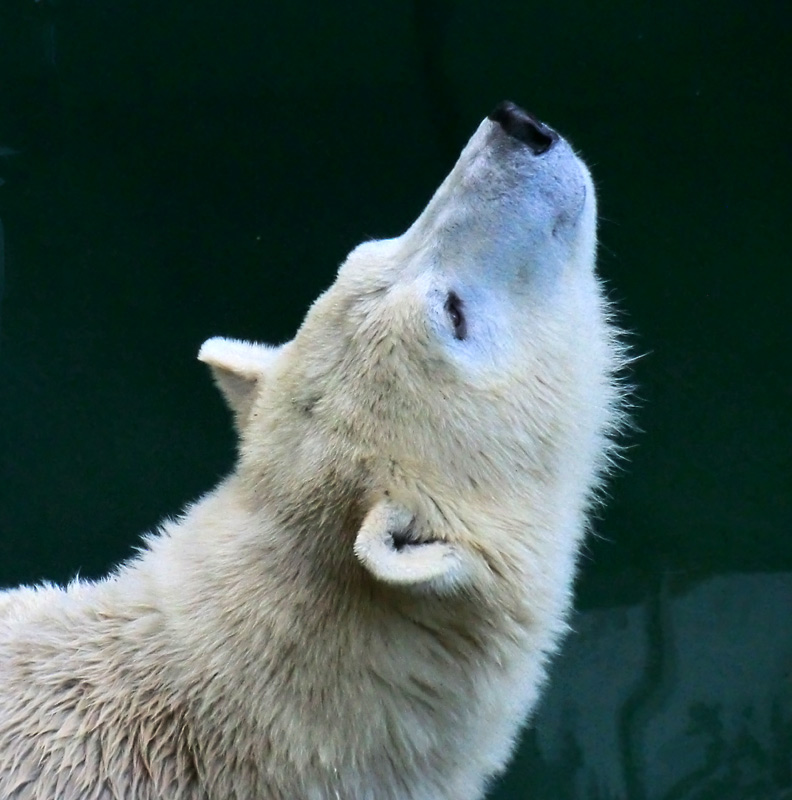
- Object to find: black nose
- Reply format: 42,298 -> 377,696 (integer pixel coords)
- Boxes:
488,101 -> 558,155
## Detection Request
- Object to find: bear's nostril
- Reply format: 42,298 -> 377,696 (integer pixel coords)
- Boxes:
488,101 -> 558,155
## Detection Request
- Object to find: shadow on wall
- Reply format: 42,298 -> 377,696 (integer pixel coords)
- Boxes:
493,573 -> 792,800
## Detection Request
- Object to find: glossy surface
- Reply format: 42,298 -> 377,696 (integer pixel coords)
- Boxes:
1,1 -> 789,796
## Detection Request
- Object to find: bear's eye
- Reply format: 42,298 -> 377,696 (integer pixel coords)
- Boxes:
444,291 -> 467,340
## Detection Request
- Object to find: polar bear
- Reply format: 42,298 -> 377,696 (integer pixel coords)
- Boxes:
0,102 -> 625,799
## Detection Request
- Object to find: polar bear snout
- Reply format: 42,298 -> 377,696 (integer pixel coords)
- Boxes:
384,101 -> 595,300
488,101 -> 558,155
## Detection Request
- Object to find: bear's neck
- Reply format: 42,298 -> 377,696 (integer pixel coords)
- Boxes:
133,472 -> 361,625
108,472 -> 571,793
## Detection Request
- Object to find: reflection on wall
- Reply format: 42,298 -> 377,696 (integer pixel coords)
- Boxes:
494,573 -> 792,799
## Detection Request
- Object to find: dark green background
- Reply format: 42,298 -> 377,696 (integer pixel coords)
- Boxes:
1,1 -> 789,798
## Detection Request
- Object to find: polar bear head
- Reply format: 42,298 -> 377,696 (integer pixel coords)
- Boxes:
199,102 -> 621,597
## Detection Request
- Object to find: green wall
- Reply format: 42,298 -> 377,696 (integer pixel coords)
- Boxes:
1,1 -> 789,797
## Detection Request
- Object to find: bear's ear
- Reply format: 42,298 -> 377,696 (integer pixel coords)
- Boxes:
354,498 -> 471,592
198,337 -> 280,429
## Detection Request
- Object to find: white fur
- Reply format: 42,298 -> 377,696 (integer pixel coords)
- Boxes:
0,111 -> 626,799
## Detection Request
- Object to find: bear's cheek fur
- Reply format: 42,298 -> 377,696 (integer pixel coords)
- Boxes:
237,350 -> 566,560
